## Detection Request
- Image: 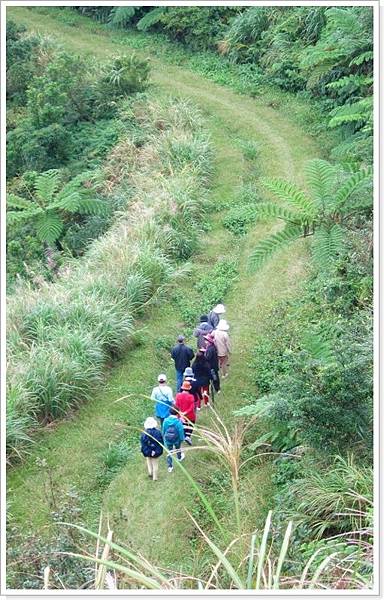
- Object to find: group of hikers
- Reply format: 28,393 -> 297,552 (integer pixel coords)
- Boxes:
140,304 -> 231,479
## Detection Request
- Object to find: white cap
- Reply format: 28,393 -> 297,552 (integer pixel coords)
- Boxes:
217,319 -> 229,331
213,304 -> 226,314
158,374 -> 167,382
144,417 -> 158,429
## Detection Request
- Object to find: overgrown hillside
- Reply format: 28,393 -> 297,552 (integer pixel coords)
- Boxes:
6,6 -> 374,591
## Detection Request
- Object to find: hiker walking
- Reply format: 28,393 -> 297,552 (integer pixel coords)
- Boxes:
162,406 -> 185,473
213,319 -> 231,378
192,349 -> 211,409
204,333 -> 221,394
140,417 -> 164,481
175,380 -> 196,445
171,335 -> 194,393
151,374 -> 174,428
183,366 -> 201,407
207,304 -> 226,330
193,315 -> 213,349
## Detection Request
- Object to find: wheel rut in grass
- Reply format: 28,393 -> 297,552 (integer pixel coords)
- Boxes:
8,7 -> 320,575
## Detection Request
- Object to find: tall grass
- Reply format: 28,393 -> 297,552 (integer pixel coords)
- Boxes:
6,97 -> 213,463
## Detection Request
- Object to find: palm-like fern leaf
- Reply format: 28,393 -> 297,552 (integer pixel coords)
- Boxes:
326,75 -> 373,91
252,202 -> 301,224
34,170 -> 61,206
35,212 -> 64,245
261,179 -> 315,219
302,327 -> 336,363
108,6 -> 136,28
311,224 -> 344,268
7,209 -> 41,227
7,194 -> 37,211
332,167 -> 373,212
349,50 -> 373,67
136,7 -> 166,31
304,159 -> 337,208
75,198 -> 109,216
249,225 -> 302,271
328,98 -> 373,129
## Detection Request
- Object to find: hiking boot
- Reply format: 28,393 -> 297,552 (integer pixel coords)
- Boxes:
168,466 -> 173,473
185,437 -> 192,446
178,453 -> 185,461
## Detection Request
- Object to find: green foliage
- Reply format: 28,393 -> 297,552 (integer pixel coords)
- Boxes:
249,159 -> 372,271
108,7 -> 136,29
7,170 -> 107,246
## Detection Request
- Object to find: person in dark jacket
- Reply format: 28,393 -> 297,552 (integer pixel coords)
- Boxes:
140,417 -> 164,481
193,315 -> 213,349
171,335 -> 194,393
207,304 -> 226,330
192,350 -> 212,408
204,333 -> 220,393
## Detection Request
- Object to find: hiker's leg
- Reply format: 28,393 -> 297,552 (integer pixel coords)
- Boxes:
166,442 -> 173,468
152,458 -> 159,481
175,442 -> 181,461
175,370 -> 183,393
202,385 -> 209,405
146,457 -> 152,476
220,355 -> 229,377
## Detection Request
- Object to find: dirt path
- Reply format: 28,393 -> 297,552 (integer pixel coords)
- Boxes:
7,8 -> 320,579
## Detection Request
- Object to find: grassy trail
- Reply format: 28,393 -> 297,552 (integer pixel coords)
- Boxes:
7,8 -> 320,578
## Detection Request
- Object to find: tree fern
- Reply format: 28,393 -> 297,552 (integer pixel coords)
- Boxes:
332,167 -> 372,212
261,179 -> 314,219
35,212 -> 64,245
7,170 -> 106,246
252,202 -> 301,224
328,98 -> 373,130
304,159 -> 337,208
311,224 -> 344,268
108,7 -> 136,29
136,8 -> 166,31
249,225 -> 302,270
326,75 -> 373,91
301,327 -> 336,363
349,50 -> 373,67
34,170 -> 60,205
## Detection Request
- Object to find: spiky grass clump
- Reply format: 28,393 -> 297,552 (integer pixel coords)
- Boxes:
7,96 -> 213,462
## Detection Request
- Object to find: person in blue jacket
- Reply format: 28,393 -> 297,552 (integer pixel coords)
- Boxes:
140,417 -> 164,481
151,373 -> 174,428
162,406 -> 185,473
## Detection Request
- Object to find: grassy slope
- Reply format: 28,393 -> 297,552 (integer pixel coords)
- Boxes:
7,7 -> 320,577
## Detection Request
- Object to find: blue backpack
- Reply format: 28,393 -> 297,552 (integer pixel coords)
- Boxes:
164,424 -> 178,443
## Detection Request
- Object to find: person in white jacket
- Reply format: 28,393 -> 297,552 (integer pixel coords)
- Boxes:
213,319 -> 231,378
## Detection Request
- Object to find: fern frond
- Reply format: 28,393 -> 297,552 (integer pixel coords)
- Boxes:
75,198 -> 109,216
261,179 -> 315,219
302,327 -> 336,363
304,159 -> 337,208
136,7 -> 166,31
333,167 -> 373,211
7,209 -> 40,227
349,50 -> 373,67
252,202 -> 301,224
249,225 -> 302,271
108,6 -> 136,28
326,75 -> 373,91
328,98 -> 373,129
35,212 -> 64,245
34,170 -> 61,206
311,224 -> 344,267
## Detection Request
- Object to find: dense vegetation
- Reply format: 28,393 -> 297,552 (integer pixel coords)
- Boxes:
7,6 -> 374,591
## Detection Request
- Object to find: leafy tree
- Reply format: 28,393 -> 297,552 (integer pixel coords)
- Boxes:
7,170 -> 107,250
248,159 -> 372,270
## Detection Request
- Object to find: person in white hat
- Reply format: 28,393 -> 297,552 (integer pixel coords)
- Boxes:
207,304 -> 226,330
140,417 -> 164,481
151,374 -> 174,428
213,319 -> 231,378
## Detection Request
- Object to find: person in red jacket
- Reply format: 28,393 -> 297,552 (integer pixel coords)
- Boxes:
175,380 -> 196,446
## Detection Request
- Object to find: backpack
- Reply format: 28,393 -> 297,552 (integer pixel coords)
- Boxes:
142,429 -> 162,457
164,424 -> 178,443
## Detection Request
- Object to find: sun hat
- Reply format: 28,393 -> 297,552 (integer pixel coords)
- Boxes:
204,333 -> 215,344
177,334 -> 185,342
213,304 -> 226,314
217,319 -> 230,331
158,373 -> 167,382
183,367 -> 194,377
144,416 -> 158,429
181,380 -> 192,391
